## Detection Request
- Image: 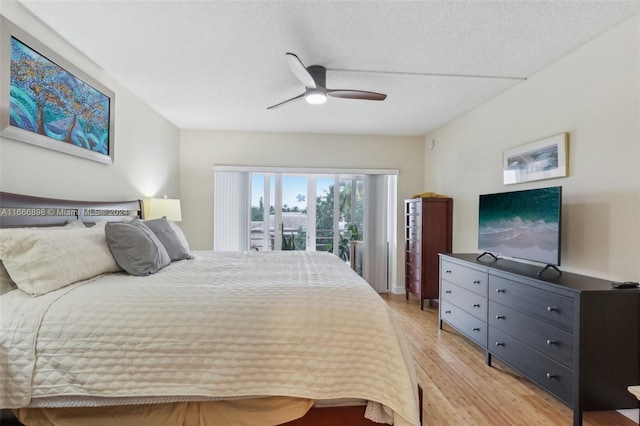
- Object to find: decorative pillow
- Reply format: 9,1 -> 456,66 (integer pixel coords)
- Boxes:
105,219 -> 171,276
0,222 -> 121,296
168,220 -> 191,253
0,262 -> 17,295
64,219 -> 86,228
0,220 -> 86,296
144,218 -> 191,261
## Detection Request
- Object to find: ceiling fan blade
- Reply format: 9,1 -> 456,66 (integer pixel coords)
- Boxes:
286,53 -> 316,89
327,89 -> 386,101
267,92 -> 306,110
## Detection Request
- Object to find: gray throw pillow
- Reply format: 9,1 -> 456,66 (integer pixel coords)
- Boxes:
168,220 -> 191,253
105,219 -> 171,276
144,218 -> 191,261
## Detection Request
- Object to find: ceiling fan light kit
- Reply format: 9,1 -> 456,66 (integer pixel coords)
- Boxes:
305,88 -> 327,104
268,52 -> 387,110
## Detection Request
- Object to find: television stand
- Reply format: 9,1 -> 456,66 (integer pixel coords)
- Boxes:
538,263 -> 562,277
439,253 -> 640,426
476,251 -> 498,261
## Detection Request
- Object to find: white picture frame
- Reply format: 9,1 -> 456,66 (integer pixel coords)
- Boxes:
503,133 -> 568,185
0,16 -> 115,164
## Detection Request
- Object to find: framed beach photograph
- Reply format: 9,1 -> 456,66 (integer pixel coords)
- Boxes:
503,133 -> 568,185
0,17 -> 115,164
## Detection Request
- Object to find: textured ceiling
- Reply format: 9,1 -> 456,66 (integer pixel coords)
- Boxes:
15,1 -> 640,136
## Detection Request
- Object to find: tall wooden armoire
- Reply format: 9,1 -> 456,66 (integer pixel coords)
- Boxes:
405,197 -> 453,310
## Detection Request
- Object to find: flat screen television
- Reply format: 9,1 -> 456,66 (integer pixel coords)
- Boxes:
478,186 -> 562,268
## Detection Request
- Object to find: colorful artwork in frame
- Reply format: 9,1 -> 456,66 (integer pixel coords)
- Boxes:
0,17 -> 115,164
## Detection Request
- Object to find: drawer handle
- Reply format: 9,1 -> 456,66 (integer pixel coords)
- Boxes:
444,310 -> 451,314
473,304 -> 480,308
445,270 -> 452,274
546,373 -> 557,380
546,339 -> 557,346
472,280 -> 481,284
472,327 -> 480,332
496,315 -> 505,320
496,289 -> 505,293
547,306 -> 557,312
445,290 -> 452,294
495,342 -> 505,347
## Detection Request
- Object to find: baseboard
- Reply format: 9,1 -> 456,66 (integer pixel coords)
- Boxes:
389,284 -> 405,295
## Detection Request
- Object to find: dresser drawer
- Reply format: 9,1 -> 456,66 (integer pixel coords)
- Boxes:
441,300 -> 487,348
442,281 -> 487,321
405,278 -> 419,296
406,239 -> 420,254
406,201 -> 421,214
441,260 -> 487,296
406,226 -> 420,241
406,213 -> 420,228
489,327 -> 573,405
406,265 -> 420,286
489,300 -> 573,369
406,251 -> 421,268
489,276 -> 574,333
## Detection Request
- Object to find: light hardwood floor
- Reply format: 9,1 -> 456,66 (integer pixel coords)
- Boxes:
382,293 -> 638,426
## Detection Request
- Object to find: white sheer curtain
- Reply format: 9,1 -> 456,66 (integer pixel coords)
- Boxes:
213,171 -> 250,251
363,174 -> 389,293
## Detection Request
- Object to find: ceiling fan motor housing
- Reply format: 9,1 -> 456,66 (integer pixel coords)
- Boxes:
307,65 -> 327,88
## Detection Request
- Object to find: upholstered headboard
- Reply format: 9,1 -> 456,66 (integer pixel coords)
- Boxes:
0,192 -> 143,228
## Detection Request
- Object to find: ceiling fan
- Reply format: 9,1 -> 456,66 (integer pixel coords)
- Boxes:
267,53 -> 387,110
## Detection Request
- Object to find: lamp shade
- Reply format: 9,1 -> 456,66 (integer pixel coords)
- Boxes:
147,198 -> 182,221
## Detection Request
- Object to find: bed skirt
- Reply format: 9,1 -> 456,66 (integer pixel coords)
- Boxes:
14,396 -> 315,426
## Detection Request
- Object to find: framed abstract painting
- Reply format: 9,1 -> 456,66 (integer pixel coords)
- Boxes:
0,16 -> 115,164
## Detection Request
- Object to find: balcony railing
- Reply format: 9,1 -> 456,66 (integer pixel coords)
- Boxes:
250,227 -> 337,252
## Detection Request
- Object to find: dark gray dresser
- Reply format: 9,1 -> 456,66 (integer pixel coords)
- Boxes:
439,253 -> 640,426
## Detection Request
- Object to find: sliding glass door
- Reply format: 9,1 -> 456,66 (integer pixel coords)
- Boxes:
282,174 -> 308,251
251,173 -> 357,255
214,166 -> 397,292
315,176 -> 335,253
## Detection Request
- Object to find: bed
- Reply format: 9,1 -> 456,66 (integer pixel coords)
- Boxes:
0,192 -> 421,426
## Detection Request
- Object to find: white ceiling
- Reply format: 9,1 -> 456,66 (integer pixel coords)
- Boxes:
16,1 -> 640,136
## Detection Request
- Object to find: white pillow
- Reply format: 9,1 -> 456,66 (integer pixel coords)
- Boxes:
0,220 -> 86,295
64,219 -> 87,229
0,222 -> 120,296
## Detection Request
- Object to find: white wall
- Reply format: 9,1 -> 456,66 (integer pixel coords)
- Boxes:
424,14 -> 640,281
0,1 -> 180,201
179,130 -> 424,288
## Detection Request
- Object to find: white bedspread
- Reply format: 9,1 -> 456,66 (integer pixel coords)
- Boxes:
1,251 -> 419,425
